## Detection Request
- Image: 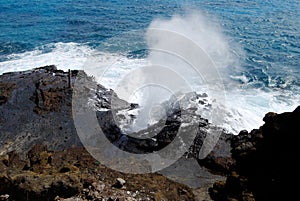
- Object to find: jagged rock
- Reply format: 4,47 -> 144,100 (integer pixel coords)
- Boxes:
74,74 -> 215,157
0,66 -> 229,165
0,66 -> 236,200
210,106 -> 300,201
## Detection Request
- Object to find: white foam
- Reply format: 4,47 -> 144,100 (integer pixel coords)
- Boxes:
223,87 -> 300,134
83,53 -> 150,92
0,35 -> 298,135
0,42 -> 94,75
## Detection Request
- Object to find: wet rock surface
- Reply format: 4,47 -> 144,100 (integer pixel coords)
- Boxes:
72,69 -> 233,177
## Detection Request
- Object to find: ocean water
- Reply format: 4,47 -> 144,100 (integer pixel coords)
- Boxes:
0,0 -> 299,133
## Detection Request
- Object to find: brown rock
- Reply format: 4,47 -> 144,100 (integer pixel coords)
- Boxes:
0,145 -> 195,201
0,82 -> 16,105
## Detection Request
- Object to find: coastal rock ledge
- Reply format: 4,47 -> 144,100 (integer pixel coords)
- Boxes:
0,66 -> 196,201
0,66 -> 299,201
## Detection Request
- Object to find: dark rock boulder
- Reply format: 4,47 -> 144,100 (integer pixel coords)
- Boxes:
210,106 -> 300,201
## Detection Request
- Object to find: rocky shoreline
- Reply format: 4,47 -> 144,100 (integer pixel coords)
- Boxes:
0,66 -> 299,200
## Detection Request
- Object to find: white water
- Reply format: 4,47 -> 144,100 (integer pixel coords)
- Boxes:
0,13 -> 299,134
0,42 -> 93,73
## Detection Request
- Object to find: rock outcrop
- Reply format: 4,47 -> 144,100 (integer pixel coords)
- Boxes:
209,106 -> 300,201
0,66 -> 80,155
4,66 -> 295,201
0,66 -> 232,200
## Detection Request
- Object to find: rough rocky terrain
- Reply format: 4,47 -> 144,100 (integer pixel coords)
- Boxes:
209,106 -> 300,201
0,66 -> 231,200
1,66 -> 298,201
0,145 -> 195,201
0,66 -> 80,155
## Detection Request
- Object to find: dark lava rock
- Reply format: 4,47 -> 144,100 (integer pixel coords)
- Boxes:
0,66 -> 235,200
0,65 -> 81,155
210,106 -> 300,201
197,133 -> 235,175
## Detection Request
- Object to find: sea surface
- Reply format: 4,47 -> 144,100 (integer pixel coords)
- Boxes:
0,0 -> 299,133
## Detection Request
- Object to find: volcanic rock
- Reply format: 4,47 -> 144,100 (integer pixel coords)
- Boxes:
210,106 -> 300,201
0,66 -> 237,200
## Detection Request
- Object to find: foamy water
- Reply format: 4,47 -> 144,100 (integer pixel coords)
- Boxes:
1,11 -> 299,134
0,43 -> 93,73
1,41 -> 299,134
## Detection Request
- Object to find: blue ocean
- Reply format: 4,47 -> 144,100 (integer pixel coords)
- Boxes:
0,0 -> 299,133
